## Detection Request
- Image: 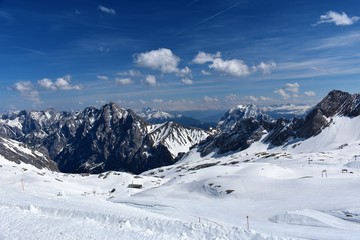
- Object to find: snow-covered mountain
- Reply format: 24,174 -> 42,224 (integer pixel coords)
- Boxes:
2,99 -> 359,239
0,90 -> 358,174
1,90 -> 360,240
147,121 -> 208,158
198,104 -> 274,156
0,103 -> 208,174
260,104 -> 311,119
265,90 -> 360,146
138,107 -> 179,121
197,90 -> 360,156
217,104 -> 273,132
0,137 -> 58,171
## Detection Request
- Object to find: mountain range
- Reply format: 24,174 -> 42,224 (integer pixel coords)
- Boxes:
0,90 -> 358,174
0,103 -> 208,174
198,90 -> 360,157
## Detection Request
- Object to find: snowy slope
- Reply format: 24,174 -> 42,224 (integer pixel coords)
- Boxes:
141,140 -> 360,239
2,116 -> 360,239
0,137 -> 58,170
0,157 -> 290,240
2,91 -> 360,239
147,122 -> 208,157
289,115 -> 360,152
5,113 -> 358,239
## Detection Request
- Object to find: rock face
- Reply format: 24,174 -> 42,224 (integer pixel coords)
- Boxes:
265,90 -> 360,146
1,90 -> 358,171
0,137 -> 58,171
147,121 -> 208,157
198,90 -> 360,156
0,103 -> 208,174
198,105 -> 274,156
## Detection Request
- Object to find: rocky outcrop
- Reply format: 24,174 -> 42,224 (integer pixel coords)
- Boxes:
265,90 -> 360,146
0,137 -> 58,171
198,90 -> 360,156
198,104 -> 274,156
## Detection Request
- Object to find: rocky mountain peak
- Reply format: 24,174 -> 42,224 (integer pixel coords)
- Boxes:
0,101 -> 209,174
315,90 -> 360,117
217,104 -> 272,132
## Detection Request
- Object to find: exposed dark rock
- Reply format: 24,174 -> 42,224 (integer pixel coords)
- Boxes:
198,90 -> 360,156
0,103 -> 208,174
265,90 -> 360,146
0,137 -> 58,171
198,105 -> 274,156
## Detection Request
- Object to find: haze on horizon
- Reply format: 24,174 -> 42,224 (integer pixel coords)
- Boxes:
1,0 -> 360,112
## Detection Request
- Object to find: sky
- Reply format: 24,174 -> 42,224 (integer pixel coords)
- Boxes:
1,0 -> 360,112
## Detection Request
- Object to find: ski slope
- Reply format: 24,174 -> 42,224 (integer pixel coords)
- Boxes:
1,116 -> 360,239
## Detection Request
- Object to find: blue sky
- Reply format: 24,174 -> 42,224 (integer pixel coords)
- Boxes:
1,0 -> 360,112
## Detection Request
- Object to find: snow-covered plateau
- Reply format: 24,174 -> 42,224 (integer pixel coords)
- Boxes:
1,114 -> 360,240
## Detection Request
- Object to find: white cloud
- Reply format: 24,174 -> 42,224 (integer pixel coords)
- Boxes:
316,11 -> 359,26
244,95 -> 272,102
55,76 -> 80,90
0,10 -> 14,21
247,96 -> 259,102
201,70 -> 211,75
38,78 -> 57,90
97,75 -> 108,81
144,75 -> 157,86
203,96 -> 219,103
259,96 -> 271,101
98,46 -> 110,52
118,70 -> 141,77
152,98 -> 164,104
285,82 -> 300,93
225,93 -> 240,102
192,51 -> 221,64
209,58 -> 250,77
177,66 -> 192,77
13,81 -> 33,92
13,81 -> 41,103
38,75 -> 82,91
181,78 -> 193,85
304,91 -> 316,96
253,61 -> 277,74
134,48 -> 180,74
115,78 -> 133,85
98,5 -> 116,15
23,90 -> 41,103
274,89 -> 290,99
274,83 -> 303,99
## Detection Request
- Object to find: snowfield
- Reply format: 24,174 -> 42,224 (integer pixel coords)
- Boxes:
1,116 -> 360,239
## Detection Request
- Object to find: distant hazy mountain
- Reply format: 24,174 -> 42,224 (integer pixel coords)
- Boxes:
138,108 -> 217,130
260,104 -> 311,119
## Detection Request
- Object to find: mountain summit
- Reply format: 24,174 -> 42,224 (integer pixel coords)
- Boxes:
198,90 -> 360,156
